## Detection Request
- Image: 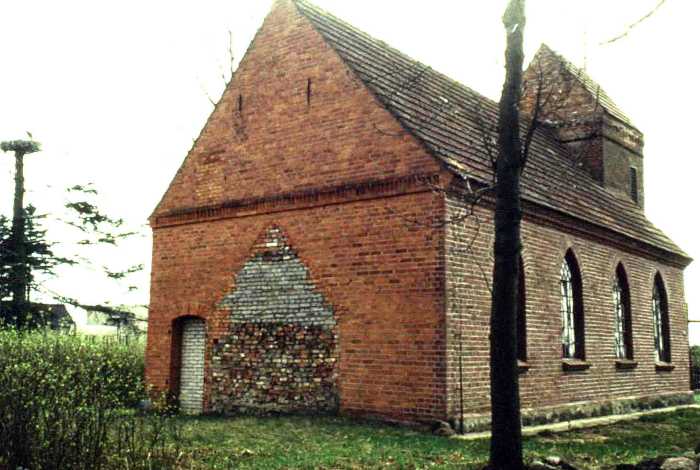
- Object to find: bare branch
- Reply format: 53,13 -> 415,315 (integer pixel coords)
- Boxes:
228,30 -> 235,77
473,100 -> 499,175
200,30 -> 236,107
601,0 -> 667,45
200,82 -> 218,107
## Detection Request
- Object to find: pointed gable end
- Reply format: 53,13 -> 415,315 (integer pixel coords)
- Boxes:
151,0 -> 688,264
151,0 -> 441,222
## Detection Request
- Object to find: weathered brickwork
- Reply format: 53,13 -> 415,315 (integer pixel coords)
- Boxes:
152,0 -> 440,219
210,227 -> 339,412
146,0 -> 447,423
211,323 -> 338,413
147,189 -> 447,422
521,45 -> 645,208
445,192 -> 691,421
146,0 -> 691,426
178,318 -> 206,414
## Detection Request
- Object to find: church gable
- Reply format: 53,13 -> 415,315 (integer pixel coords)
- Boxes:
152,0 -> 440,220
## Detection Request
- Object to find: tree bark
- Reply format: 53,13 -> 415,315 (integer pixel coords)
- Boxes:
9,150 -> 29,328
489,0 -> 526,469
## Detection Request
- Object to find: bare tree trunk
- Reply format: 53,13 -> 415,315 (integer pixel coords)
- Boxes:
489,0 -> 526,468
10,150 -> 28,328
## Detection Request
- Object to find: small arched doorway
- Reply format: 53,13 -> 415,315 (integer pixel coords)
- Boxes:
173,316 -> 206,414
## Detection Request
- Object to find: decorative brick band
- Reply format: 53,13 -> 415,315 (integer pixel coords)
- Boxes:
521,199 -> 690,269
151,173 -> 441,229
446,180 -> 690,268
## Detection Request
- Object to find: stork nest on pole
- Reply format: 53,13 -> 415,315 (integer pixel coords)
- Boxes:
1,140 -> 41,154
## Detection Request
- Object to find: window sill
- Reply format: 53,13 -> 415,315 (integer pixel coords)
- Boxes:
518,360 -> 531,374
615,359 -> 638,370
562,359 -> 591,371
655,361 -> 675,372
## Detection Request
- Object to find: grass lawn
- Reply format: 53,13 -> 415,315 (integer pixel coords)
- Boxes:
169,406 -> 700,469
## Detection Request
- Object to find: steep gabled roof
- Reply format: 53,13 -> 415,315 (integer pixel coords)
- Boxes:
534,44 -> 636,129
293,0 -> 688,262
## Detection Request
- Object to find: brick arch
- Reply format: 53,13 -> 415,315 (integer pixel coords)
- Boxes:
161,303 -> 212,324
614,261 -> 631,294
554,239 -> 588,291
171,315 -> 207,414
606,254 -> 631,286
646,265 -> 674,300
613,260 -> 631,293
555,235 -> 577,264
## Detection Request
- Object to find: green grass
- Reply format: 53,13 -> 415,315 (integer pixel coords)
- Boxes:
165,408 -> 700,469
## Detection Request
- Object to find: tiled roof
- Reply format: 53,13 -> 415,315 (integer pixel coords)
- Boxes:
537,44 -> 637,129
292,0 -> 689,261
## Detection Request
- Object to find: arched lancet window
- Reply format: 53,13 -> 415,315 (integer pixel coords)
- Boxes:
517,256 -> 527,362
612,264 -> 634,360
652,273 -> 671,363
560,250 -> 585,359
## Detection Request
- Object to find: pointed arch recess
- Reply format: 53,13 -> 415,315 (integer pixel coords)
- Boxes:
612,263 -> 634,360
652,272 -> 672,364
612,263 -> 634,361
560,249 -> 585,360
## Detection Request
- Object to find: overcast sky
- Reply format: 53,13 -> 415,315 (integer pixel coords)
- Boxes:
1,0 -> 698,342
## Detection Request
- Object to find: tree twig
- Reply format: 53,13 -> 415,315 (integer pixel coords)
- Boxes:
601,0 -> 667,45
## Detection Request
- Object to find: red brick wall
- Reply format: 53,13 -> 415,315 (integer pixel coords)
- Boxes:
147,0 -> 689,425
152,0 -> 440,219
445,194 -> 690,419
147,189 -> 447,422
147,0 -> 448,422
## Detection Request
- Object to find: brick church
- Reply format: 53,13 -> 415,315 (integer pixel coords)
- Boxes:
146,0 -> 693,426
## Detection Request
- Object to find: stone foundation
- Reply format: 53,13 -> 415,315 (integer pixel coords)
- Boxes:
454,391 -> 694,433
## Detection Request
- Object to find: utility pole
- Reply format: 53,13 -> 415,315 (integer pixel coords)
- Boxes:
1,138 -> 41,328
